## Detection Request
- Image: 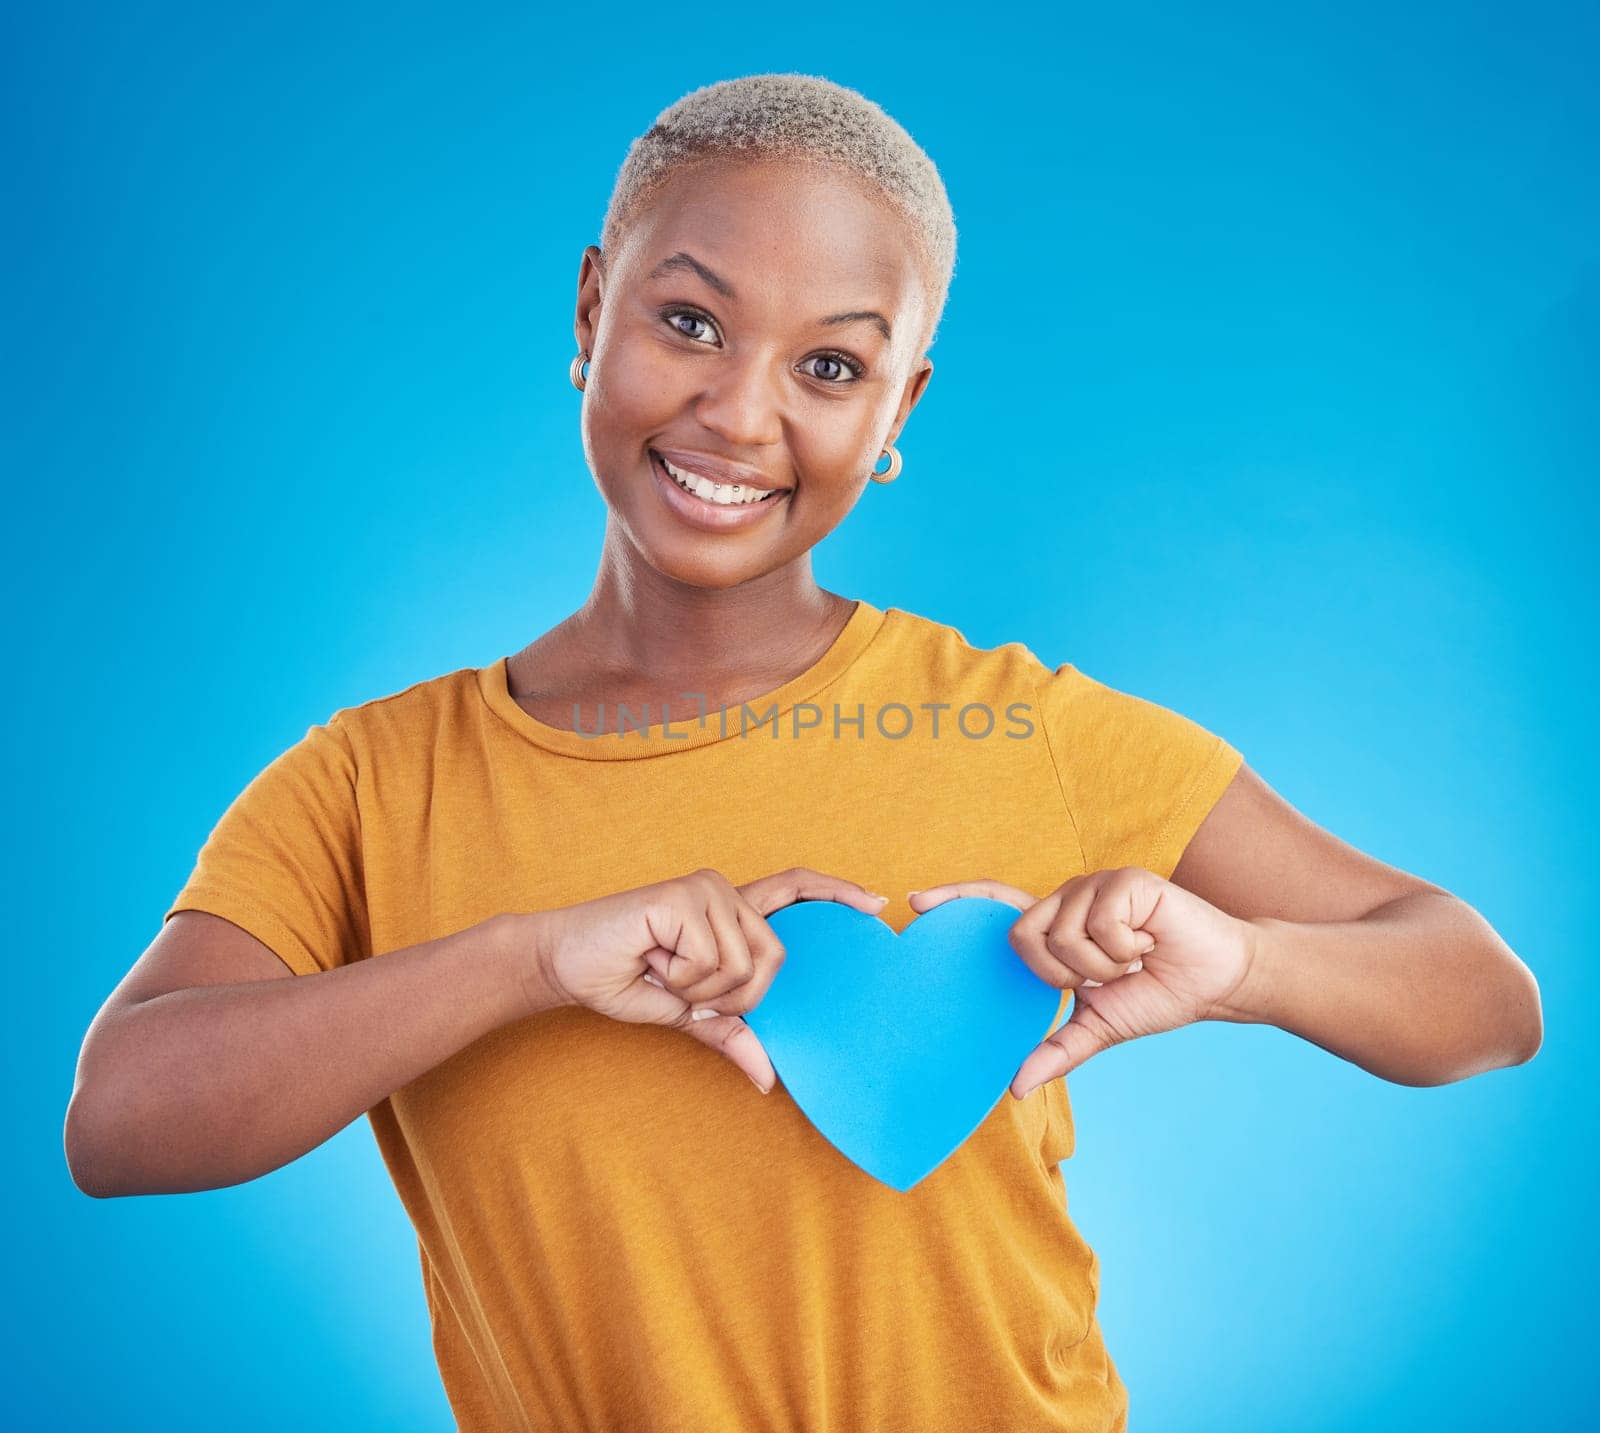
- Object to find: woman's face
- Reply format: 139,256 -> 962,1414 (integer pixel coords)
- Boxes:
573,156 -> 935,592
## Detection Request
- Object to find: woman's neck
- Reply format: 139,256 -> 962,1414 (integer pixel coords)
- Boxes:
507,563 -> 858,719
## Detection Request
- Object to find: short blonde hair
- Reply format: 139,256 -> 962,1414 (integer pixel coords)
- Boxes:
601,73 -> 958,352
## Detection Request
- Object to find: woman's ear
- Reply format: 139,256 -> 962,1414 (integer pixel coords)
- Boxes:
892,357 -> 935,437
573,244 -> 606,356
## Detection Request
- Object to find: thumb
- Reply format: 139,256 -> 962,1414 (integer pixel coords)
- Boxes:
1011,999 -> 1120,1096
642,972 -> 777,1093
683,1008 -> 778,1093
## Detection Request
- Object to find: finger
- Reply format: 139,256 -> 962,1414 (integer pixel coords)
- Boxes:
645,898 -> 720,992
626,969 -> 699,1023
738,866 -> 890,919
908,878 -> 1038,912
1009,1002 -> 1119,1095
1083,872 -> 1160,974
1011,876 -> 1100,991
1004,887 -> 1085,987
642,946 -> 679,984
1045,899 -> 1128,986
680,1008 -> 778,1093
1026,878 -> 1114,989
675,893 -> 755,1007
715,901 -> 786,1014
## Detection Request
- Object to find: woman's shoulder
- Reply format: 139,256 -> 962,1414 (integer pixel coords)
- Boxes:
873,602 -> 1054,683
325,660 -> 493,747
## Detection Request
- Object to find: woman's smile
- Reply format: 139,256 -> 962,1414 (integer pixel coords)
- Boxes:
648,447 -> 792,532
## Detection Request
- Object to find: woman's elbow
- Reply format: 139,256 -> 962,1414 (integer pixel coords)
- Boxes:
1499,954 -> 1544,1069
64,1088 -> 128,1199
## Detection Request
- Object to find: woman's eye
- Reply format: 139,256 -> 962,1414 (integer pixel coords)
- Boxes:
659,309 -> 863,384
801,352 -> 864,384
664,310 -> 717,344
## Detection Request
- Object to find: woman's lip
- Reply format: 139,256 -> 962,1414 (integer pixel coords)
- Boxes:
649,449 -> 790,531
653,448 -> 788,493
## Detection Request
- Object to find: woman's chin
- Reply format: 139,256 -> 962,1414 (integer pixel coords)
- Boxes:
623,524 -> 780,590
652,551 -> 774,591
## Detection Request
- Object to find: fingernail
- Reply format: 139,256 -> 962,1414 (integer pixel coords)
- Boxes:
1082,978 -> 1102,988
868,892 -> 889,903
749,1076 -> 772,1094
1126,958 -> 1143,975
906,890 -> 921,898
1014,1082 -> 1037,1099
643,973 -> 665,988
691,1007 -> 719,1021
1137,935 -> 1156,954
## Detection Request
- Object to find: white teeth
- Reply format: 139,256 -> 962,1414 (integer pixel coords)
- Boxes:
660,455 -> 778,506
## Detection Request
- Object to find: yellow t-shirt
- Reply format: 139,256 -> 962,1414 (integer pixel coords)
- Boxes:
165,598 -> 1243,1432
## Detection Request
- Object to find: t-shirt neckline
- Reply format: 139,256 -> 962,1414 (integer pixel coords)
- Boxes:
477,598 -> 889,761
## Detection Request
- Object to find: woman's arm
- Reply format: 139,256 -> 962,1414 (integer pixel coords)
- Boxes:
1216,891 -> 1542,1085
65,913 -> 554,1198
933,759 -> 1544,1094
1172,762 -> 1542,1085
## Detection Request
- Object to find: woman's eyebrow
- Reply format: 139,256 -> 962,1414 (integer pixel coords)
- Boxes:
645,250 -> 893,342
648,250 -> 736,298
820,310 -> 893,342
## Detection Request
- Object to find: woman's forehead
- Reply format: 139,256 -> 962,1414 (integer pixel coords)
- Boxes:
621,161 -> 924,319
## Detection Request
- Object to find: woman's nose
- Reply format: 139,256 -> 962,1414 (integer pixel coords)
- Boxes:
693,352 -> 786,450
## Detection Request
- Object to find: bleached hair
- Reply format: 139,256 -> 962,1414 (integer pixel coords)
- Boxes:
600,73 -> 958,352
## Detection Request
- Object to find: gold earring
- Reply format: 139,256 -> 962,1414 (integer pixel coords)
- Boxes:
570,351 -> 590,391
869,444 -> 902,483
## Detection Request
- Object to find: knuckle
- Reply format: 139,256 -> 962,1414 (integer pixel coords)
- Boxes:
1020,955 -> 1056,986
1084,910 -> 1120,941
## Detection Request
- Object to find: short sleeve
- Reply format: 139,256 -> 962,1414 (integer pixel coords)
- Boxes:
163,714 -> 370,976
1033,661 -> 1244,880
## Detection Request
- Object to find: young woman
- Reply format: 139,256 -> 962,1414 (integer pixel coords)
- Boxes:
67,73 -> 1542,1431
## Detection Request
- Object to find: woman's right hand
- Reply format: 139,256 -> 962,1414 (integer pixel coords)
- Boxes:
522,867 -> 889,1092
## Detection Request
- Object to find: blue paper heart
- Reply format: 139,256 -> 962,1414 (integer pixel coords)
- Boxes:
743,896 -> 1063,1191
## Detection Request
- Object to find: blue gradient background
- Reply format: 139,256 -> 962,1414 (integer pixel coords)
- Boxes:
8,3 -> 1595,1428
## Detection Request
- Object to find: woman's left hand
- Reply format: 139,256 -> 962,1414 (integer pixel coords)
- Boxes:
908,869 -> 1259,1095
